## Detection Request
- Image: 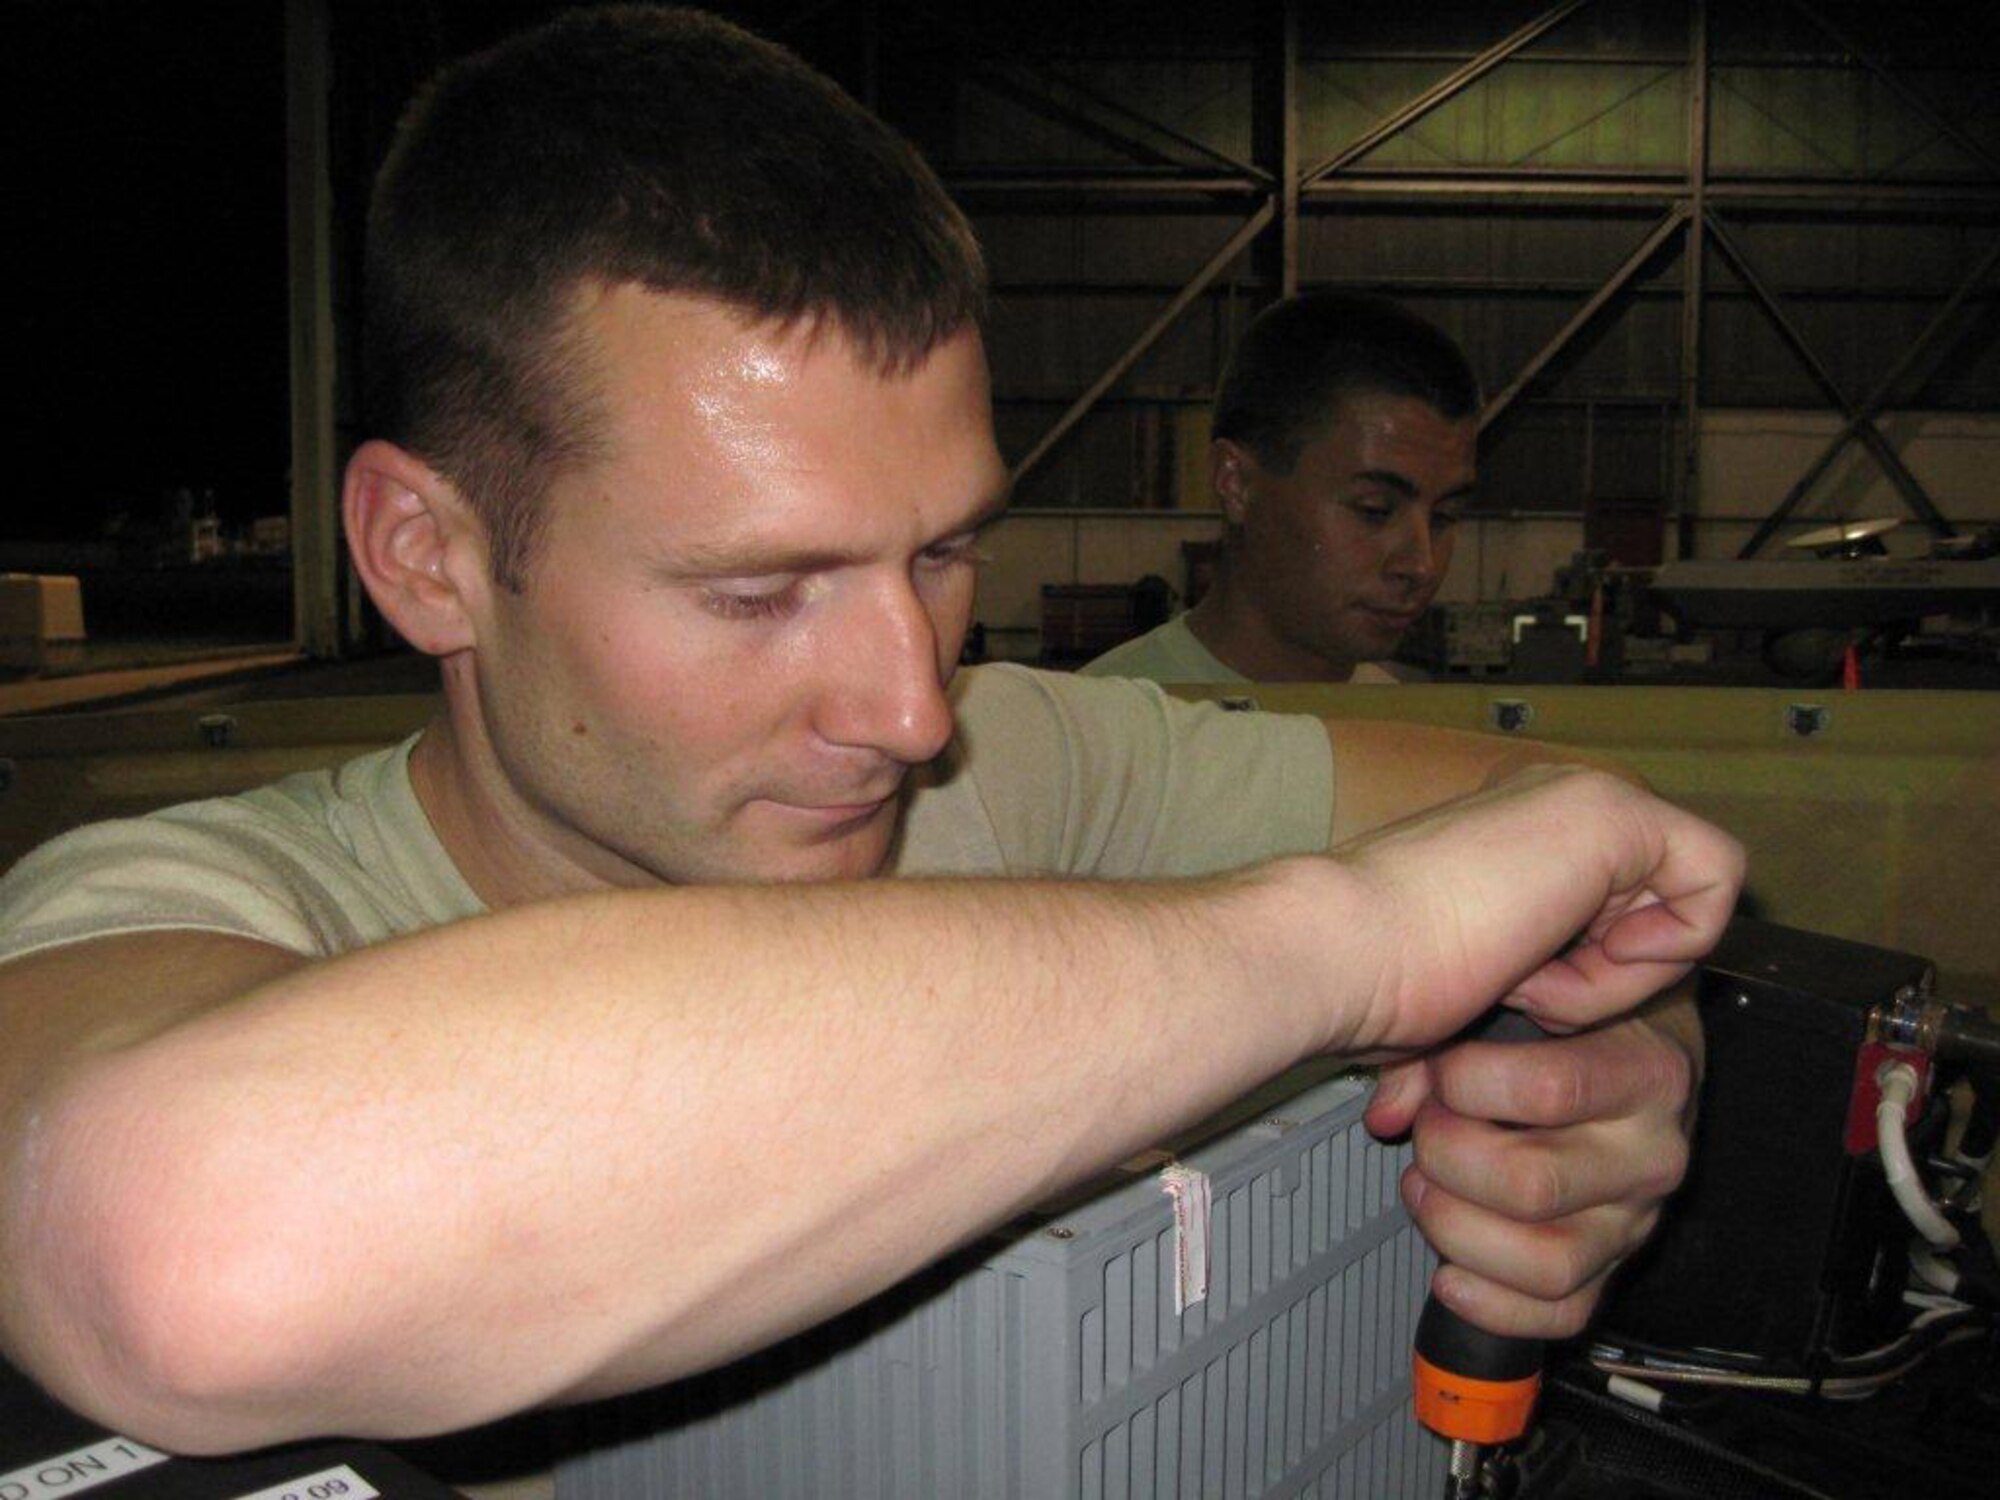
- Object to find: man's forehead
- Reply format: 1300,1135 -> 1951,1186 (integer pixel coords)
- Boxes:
557,282 -> 1005,547
573,280 -> 981,382
1310,390 -> 1476,467
573,283 -> 807,394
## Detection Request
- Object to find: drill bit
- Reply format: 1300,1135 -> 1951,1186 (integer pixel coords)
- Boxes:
1444,1437 -> 1482,1498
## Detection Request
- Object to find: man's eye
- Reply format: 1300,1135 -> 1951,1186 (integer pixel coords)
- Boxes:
700,582 -> 802,621
918,537 -> 991,572
1433,509 -> 1463,531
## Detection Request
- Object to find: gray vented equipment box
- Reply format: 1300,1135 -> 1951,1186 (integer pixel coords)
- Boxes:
556,1068 -> 1445,1498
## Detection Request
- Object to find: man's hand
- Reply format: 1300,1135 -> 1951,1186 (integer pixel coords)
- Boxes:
1316,762 -> 1731,1341
1363,995 -> 1700,1340
1315,763 -> 1742,1057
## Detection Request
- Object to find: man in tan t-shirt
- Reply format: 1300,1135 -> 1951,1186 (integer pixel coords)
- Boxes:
1085,293 -> 1472,686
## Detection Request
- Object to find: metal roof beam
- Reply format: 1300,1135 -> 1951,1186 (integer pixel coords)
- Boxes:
1705,212 -> 1953,540
946,169 -> 2000,209
1480,206 -> 1690,432
1010,201 -> 1276,484
1300,0 -> 1598,188
912,5 -> 1269,183
1737,233 -> 2000,557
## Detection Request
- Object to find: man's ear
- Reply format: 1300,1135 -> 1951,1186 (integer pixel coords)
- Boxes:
1211,439 -> 1256,527
343,439 -> 487,656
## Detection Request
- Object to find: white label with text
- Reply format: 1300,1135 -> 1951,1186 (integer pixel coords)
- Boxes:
228,1463 -> 380,1500
0,1437 -> 169,1500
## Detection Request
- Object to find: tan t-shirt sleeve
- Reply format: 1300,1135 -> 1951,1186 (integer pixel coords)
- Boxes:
894,664 -> 1333,879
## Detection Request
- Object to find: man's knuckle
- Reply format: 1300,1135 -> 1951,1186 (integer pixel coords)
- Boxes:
1650,1038 -> 1695,1106
1647,1135 -> 1692,1199
1511,1152 -> 1566,1221
1546,1288 -> 1600,1339
1550,1239 -> 1595,1298
1526,1061 -> 1588,1124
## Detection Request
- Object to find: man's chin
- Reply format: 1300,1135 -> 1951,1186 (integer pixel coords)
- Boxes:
1343,611 -> 1422,660
759,819 -> 899,884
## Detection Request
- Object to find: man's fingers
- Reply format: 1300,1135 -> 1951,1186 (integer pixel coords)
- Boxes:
1408,1107 -> 1689,1224
1426,1260 -> 1616,1345
1405,1170 -> 1650,1296
1599,886 -> 1737,963
1427,1023 -> 1696,1131
1364,1057 -> 1433,1139
1517,790 -> 1740,1026
1510,949 -> 1692,1028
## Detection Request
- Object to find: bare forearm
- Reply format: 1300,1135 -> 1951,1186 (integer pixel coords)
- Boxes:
15,871 -> 1333,1450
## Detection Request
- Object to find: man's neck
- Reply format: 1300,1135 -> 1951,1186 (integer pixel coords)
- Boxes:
1184,580 -> 1360,684
408,660 -> 654,910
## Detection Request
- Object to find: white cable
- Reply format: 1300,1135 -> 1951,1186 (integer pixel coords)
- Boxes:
1590,1324 -> 1988,1399
1877,1063 -> 1961,1250
1909,1245 -> 1961,1296
1903,1288 -> 1968,1312
1604,1374 -> 1666,1412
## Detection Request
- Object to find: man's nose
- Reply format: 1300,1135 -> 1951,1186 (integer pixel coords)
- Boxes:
1385,513 -> 1440,583
817,580 -> 956,765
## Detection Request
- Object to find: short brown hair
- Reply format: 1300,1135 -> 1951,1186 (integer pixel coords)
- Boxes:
1213,292 -> 1479,475
366,5 -> 988,589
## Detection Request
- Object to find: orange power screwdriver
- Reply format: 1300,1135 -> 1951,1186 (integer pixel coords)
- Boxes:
1411,1007 -> 1548,1499
1414,1297 -> 1543,1499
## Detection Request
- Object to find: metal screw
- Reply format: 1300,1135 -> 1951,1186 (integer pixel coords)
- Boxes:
1735,992 -> 1752,1009
196,713 -> 238,749
1786,704 -> 1830,738
1046,1226 -> 1075,1240
1490,699 -> 1534,733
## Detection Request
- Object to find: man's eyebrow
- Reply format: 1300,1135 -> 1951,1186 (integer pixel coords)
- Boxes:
1349,469 -> 1419,498
963,484 -> 1014,533
1348,470 -> 1478,505
665,541 -> 867,577
663,486 -> 1013,578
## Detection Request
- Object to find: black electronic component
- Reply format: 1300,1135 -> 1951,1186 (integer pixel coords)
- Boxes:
0,1358 -> 469,1500
1593,917 -> 1941,1372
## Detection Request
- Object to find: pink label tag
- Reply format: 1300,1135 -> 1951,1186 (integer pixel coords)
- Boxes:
1159,1163 -> 1211,1313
